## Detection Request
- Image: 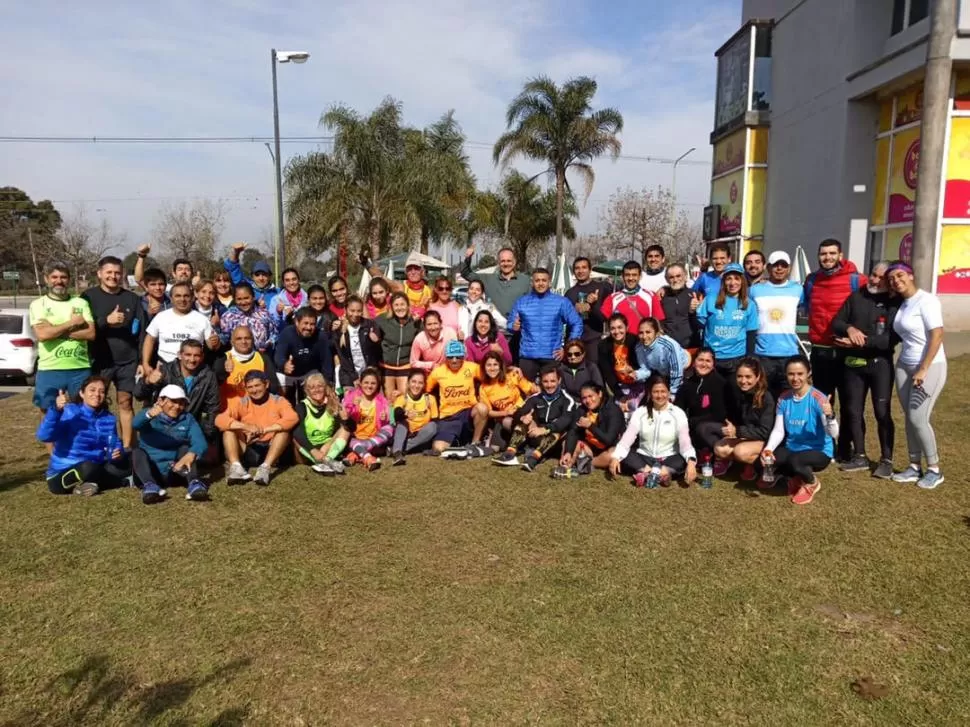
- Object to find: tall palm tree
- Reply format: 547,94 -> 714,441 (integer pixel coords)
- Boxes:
493,76 -> 623,255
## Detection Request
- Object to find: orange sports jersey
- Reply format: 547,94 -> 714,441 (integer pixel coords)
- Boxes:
583,411 -> 607,449
393,392 -> 439,434
405,283 -> 433,318
354,397 -> 378,439
427,361 -> 480,418
612,343 -> 636,385
480,369 -> 536,414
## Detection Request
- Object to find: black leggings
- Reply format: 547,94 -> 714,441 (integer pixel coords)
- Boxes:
811,347 -> 851,459
690,421 -> 723,452
774,446 -> 830,484
132,445 -> 198,486
621,452 -> 687,476
841,357 -> 894,462
518,357 -> 558,384
47,459 -> 131,495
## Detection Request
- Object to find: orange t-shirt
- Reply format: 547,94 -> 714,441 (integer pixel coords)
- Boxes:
612,343 -> 636,385
480,369 -> 535,414
215,393 -> 299,443
393,392 -> 439,434
354,398 -> 378,439
426,361 -> 480,418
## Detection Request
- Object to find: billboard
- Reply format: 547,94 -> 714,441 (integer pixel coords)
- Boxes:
744,167 -> 766,239
872,137 -> 890,226
887,127 -> 920,224
712,129 -> 745,176
943,117 -> 970,219
938,225 -> 970,293
714,29 -> 751,132
711,169 -> 744,237
884,226 -> 913,264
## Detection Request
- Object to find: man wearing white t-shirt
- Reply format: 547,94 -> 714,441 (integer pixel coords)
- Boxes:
638,245 -> 668,294
142,283 -> 220,370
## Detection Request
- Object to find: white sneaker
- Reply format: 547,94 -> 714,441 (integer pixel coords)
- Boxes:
253,464 -> 272,486
226,461 -> 251,485
326,459 -> 346,475
312,461 -> 336,476
891,465 -> 922,484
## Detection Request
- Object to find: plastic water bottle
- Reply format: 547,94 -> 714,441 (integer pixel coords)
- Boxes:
700,455 -> 713,489
762,453 -> 776,484
645,463 -> 662,489
875,316 -> 886,336
578,291 -> 587,318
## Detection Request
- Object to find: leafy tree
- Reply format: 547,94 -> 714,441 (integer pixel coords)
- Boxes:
0,187 -> 64,291
241,248 -> 271,277
494,76 -> 623,256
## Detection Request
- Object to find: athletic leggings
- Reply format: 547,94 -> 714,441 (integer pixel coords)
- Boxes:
46,459 -> 131,495
895,360 -> 947,468
620,452 -> 687,476
773,446 -> 830,484
842,357 -> 894,461
391,421 -> 438,453
507,425 -> 562,460
690,420 -> 723,453
350,424 -> 394,457
132,446 -> 198,486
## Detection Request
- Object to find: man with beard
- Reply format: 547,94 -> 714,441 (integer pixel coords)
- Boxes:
658,263 -> 700,350
82,255 -> 147,447
565,257 -> 613,351
133,243 -> 196,292
274,306 -> 336,394
743,250 -> 767,285
638,245 -> 668,293
831,261 -> 899,478
29,262 -> 96,413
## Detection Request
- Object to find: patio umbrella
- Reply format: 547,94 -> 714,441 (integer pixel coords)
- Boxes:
550,252 -> 574,294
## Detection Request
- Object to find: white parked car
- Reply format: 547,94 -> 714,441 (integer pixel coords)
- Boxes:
0,309 -> 37,384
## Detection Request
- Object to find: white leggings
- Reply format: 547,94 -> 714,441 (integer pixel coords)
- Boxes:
895,360 -> 947,468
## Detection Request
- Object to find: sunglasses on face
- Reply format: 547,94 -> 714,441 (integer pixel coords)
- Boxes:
437,286 -> 451,292
566,351 -> 583,359
446,356 -> 463,361
771,262 -> 790,268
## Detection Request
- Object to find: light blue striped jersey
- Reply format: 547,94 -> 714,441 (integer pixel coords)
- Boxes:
749,281 -> 804,357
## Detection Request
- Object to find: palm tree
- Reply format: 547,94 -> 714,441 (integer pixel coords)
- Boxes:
493,76 -> 623,256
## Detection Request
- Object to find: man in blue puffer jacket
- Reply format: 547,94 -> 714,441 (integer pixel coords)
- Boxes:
132,384 -> 209,505
36,375 -> 130,496
507,268 -> 583,382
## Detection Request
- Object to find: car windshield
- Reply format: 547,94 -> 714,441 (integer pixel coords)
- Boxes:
0,315 -> 24,335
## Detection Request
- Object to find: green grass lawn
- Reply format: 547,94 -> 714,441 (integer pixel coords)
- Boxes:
2,361 -> 970,726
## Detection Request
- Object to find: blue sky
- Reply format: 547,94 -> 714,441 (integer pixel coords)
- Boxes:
0,0 -> 739,257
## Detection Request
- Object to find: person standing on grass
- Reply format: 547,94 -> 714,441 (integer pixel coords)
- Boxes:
691,243 -> 733,299
762,355 -> 839,506
675,348 -> 728,461
638,245 -> 668,293
293,373 -> 350,476
132,384 -> 209,505
218,283 -> 277,354
507,268 -> 584,383
695,263 -> 758,395
458,279 -> 507,339
429,276 -> 462,337
360,250 -> 434,320
133,243 -> 196,292
659,263 -> 700,352
714,357 -> 775,482
305,284 -> 329,330
390,369 -> 440,465
341,368 -> 394,472
631,317 -> 690,396
599,261 -> 665,333
743,249 -> 767,286
410,310 -> 457,373
321,276 -> 350,334
82,255 -> 146,449
37,376 -> 129,497
224,243 -> 279,306
139,267 -> 171,322
609,374 -> 697,487
213,270 -> 235,310
376,293 -> 422,401
460,245 -> 533,323
491,364 -> 577,473
803,238 -> 865,462
194,280 -> 226,329
273,307 -> 336,397
831,261 -> 899,478
364,277 -> 391,319
267,267 -> 308,329
477,351 -> 536,450
142,282 -> 220,373
426,340 -> 488,454
749,251 -> 804,398
565,256 -> 612,353
557,382 -> 625,478
216,370 -> 299,486
29,262 -> 96,414
886,262 -> 947,489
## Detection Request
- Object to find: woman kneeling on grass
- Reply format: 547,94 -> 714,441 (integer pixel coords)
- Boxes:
390,369 -> 440,465
555,383 -> 624,478
761,355 -> 839,505
342,368 -> 394,471
713,357 -> 775,482
609,374 -> 697,488
294,373 -> 350,477
37,376 -> 129,497
132,384 -> 209,504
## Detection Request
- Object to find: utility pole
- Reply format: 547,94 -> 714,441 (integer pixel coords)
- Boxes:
913,0 -> 957,290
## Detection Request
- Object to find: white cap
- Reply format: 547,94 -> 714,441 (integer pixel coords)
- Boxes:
404,251 -> 424,269
158,384 -> 188,401
768,250 -> 791,265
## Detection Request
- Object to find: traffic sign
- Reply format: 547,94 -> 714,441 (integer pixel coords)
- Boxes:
2,270 -> 20,281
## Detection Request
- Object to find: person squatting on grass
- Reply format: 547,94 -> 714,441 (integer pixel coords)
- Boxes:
713,357 -> 775,482
556,382 -> 625,479
341,368 -> 394,472
390,369 -> 440,465
37,376 -> 129,497
491,364 -> 577,473
425,340 -> 488,455
610,374 -> 697,488
132,385 -> 209,505
293,373 -> 350,477
477,352 -> 536,450
674,348 -> 728,462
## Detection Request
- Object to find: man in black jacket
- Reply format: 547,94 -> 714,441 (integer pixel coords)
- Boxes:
564,257 -> 613,350
144,339 -> 221,444
274,307 -> 336,395
658,264 -> 699,350
492,364 -> 577,472
831,261 -> 899,478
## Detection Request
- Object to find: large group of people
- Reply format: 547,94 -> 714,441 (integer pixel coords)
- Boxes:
30,238 -> 948,507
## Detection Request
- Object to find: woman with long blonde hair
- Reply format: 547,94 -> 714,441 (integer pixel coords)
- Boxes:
292,373 -> 351,476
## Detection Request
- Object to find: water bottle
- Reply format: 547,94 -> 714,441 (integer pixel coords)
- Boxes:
875,316 -> 886,336
105,430 -> 119,463
700,455 -> 713,489
762,452 -> 776,484
578,291 -> 587,318
645,463 -> 662,489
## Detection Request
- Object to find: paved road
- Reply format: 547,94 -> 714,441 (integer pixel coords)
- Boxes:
0,385 -> 30,400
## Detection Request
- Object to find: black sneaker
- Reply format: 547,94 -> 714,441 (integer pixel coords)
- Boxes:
492,451 -> 521,466
392,452 -> 406,466
521,455 -> 540,473
872,459 -> 894,480
839,454 -> 870,473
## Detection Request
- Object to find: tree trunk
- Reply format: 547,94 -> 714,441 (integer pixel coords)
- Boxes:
555,167 -> 565,257
338,221 -> 349,279
369,219 -> 381,263
420,224 -> 430,255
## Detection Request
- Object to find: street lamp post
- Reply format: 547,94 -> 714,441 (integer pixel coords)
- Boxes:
270,48 -> 309,284
668,147 -> 696,243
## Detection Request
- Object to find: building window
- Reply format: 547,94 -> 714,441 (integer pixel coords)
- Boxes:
892,0 -> 929,35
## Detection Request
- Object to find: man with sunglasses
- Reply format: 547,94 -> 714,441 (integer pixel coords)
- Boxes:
426,339 -> 489,455
748,251 -> 804,396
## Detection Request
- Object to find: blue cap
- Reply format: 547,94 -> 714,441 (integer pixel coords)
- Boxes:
252,260 -> 272,274
444,339 -> 465,358
722,262 -> 745,277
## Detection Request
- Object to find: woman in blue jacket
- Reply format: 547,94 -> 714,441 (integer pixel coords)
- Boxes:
36,376 -> 129,496
632,317 -> 690,395
132,384 -> 209,504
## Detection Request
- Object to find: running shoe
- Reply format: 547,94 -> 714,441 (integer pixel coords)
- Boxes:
141,481 -> 164,505
186,480 -> 209,501
891,464 -> 922,484
492,451 -> 521,466
422,449 -> 440,457
439,447 -> 470,460
362,454 -> 381,471
791,479 -> 821,505
226,462 -> 251,485
740,463 -> 757,482
872,460 -> 894,480
391,452 -> 406,467
312,461 -> 336,476
341,452 -> 360,468
632,472 -> 647,488
786,475 -> 803,497
917,470 -> 945,490
73,481 -> 99,497
253,464 -> 272,486
521,455 -> 540,473
326,458 -> 346,475
464,443 -> 491,459
839,454 -> 870,473
712,458 -> 731,477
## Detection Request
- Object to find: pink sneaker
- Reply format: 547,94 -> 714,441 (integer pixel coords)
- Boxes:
712,458 -> 731,477
632,472 -> 647,488
791,479 -> 821,505
787,475 -> 803,497
740,463 -> 757,482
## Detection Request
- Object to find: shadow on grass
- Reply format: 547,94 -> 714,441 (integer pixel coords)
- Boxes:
0,469 -> 41,494
3,654 -> 252,726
